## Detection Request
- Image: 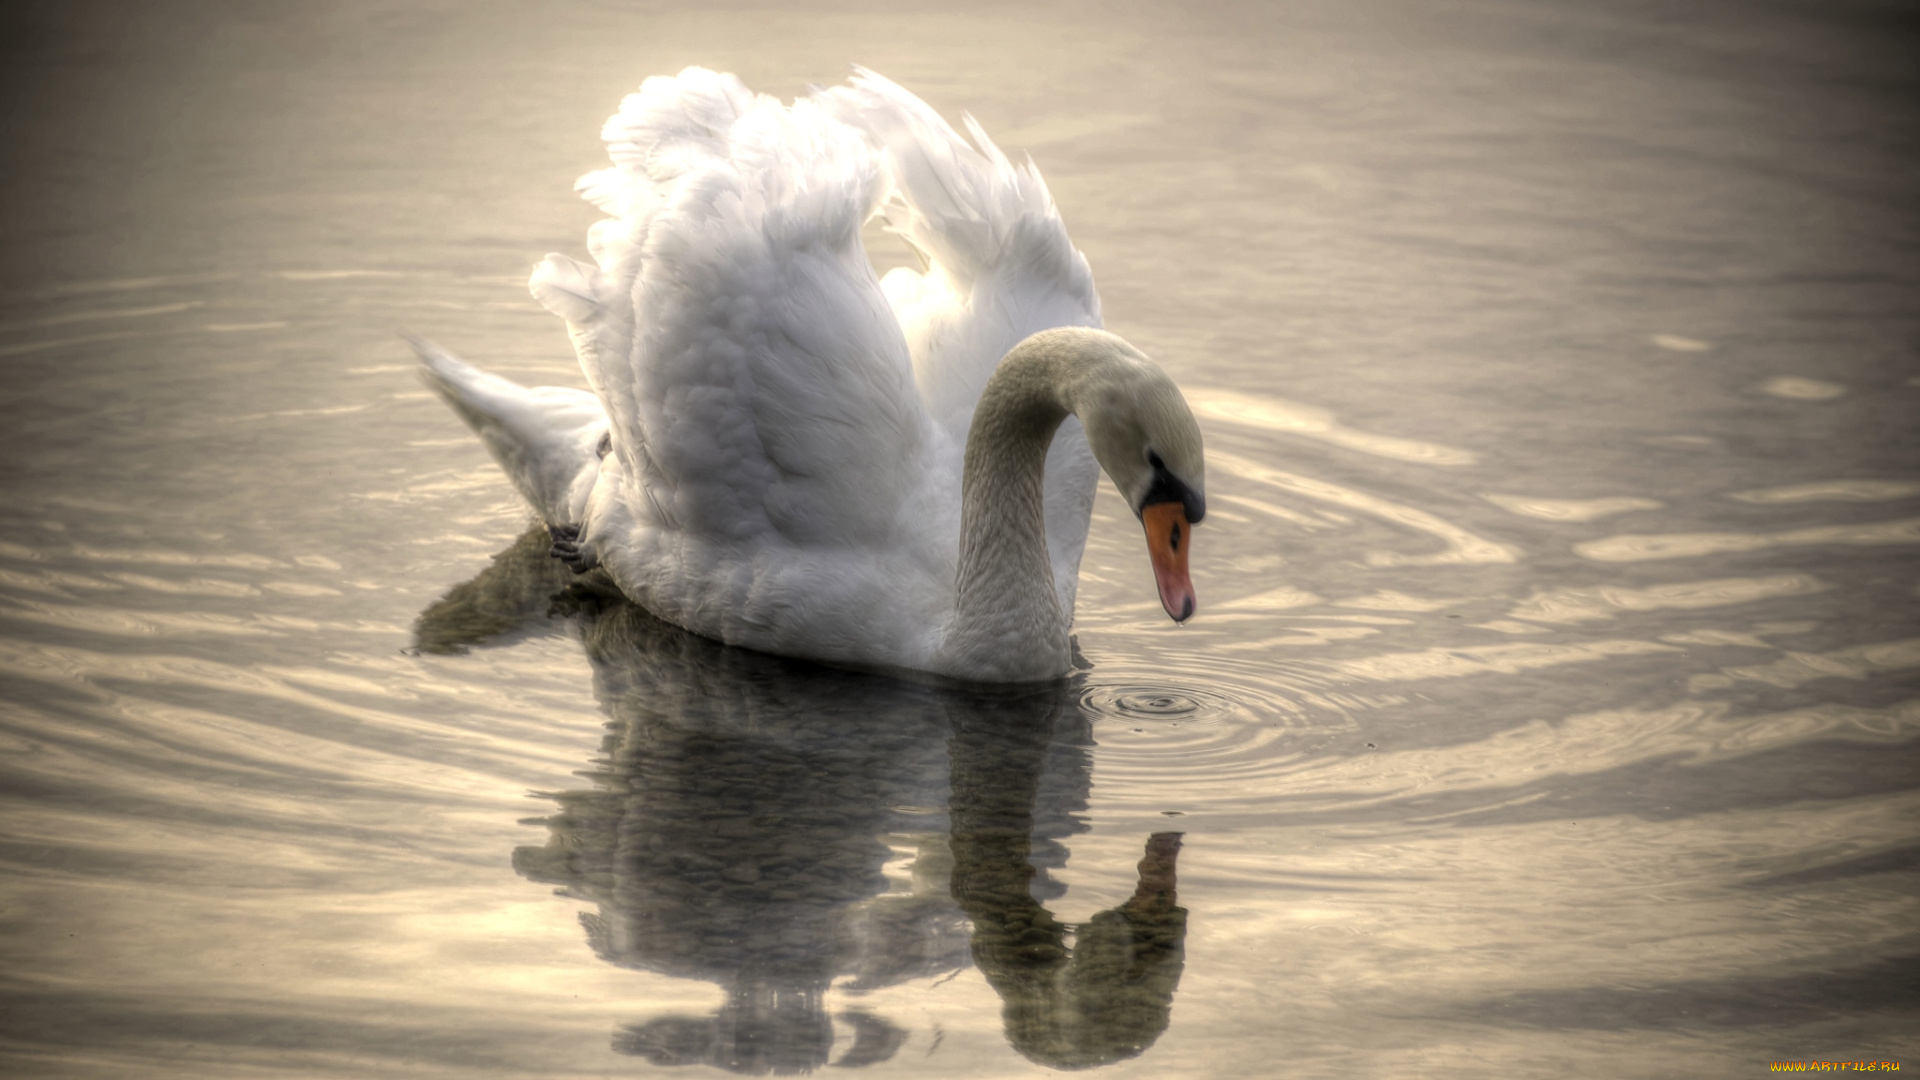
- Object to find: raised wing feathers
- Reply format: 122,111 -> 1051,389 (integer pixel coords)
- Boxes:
814,68 -> 1102,439
532,69 -> 930,551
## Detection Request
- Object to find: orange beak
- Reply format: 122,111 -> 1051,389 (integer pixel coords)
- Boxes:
1142,502 -> 1196,623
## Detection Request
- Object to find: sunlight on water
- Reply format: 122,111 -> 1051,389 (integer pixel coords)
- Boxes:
1758,377 -> 1847,401
1729,480 -> 1920,505
1187,387 -> 1478,465
1482,493 -> 1664,522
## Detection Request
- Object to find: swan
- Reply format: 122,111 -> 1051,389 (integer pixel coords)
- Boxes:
412,67 -> 1206,683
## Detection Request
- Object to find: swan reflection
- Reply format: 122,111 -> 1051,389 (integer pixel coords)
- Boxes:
416,528 -> 1187,1072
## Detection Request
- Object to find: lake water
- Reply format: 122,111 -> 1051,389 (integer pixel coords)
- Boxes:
1,1 -> 1915,1076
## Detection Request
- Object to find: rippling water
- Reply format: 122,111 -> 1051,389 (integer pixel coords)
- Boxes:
1,1 -> 1915,1076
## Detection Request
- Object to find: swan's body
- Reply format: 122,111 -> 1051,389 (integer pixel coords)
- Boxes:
415,68 -> 1204,682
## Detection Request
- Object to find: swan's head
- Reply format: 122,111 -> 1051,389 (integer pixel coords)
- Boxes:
1066,333 -> 1207,623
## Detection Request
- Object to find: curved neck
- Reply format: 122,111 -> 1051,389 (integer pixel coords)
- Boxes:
941,331 -> 1108,682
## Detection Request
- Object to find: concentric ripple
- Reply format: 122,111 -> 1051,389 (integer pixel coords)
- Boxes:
1075,660 -> 1369,813
1083,684 -> 1226,724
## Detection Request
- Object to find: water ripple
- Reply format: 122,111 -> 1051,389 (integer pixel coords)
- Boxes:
1083,683 -> 1245,727
1074,659 -> 1369,811
1507,574 -> 1825,625
1186,387 -> 1478,466
1577,518 -> 1920,561
1730,480 -> 1920,504
1483,493 -> 1664,522
1211,450 -> 1517,566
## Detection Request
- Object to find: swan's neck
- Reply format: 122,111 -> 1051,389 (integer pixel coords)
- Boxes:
941,334 -> 1105,682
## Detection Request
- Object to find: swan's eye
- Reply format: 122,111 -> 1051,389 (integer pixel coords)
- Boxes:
1170,522 -> 1181,552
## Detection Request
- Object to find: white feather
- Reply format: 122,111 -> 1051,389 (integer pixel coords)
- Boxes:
418,68 -> 1120,676
411,336 -> 607,526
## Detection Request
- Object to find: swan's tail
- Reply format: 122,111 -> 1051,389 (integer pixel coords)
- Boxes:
409,336 -> 610,528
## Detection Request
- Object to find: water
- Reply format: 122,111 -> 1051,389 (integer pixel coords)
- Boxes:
1,1 -> 1915,1076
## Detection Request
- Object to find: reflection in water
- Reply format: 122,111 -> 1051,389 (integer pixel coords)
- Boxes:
947,700 -> 1186,1070
415,529 -> 1188,1072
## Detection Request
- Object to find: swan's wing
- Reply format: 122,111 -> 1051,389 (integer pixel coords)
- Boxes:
814,69 -> 1103,438
816,70 -> 1103,616
529,69 -> 933,553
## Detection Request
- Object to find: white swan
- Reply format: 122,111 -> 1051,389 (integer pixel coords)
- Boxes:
412,67 -> 1205,683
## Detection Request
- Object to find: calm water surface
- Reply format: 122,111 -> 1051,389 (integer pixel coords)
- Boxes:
1,1 -> 1916,1076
